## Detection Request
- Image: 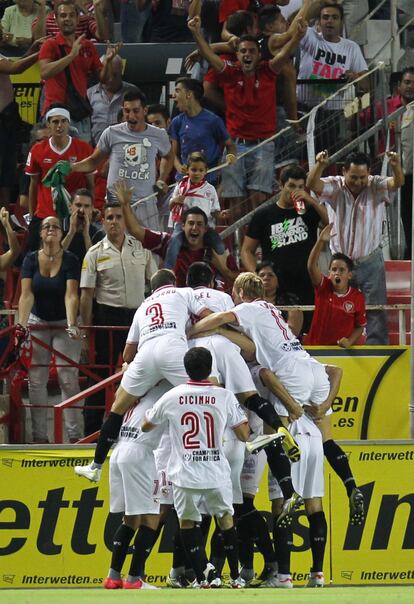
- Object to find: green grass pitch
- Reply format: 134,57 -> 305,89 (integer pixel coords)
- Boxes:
2,587 -> 414,604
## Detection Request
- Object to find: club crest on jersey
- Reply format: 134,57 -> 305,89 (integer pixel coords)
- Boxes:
344,301 -> 354,313
123,140 -> 151,168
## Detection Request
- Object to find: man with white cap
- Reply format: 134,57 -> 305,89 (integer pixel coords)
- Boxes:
25,105 -> 95,251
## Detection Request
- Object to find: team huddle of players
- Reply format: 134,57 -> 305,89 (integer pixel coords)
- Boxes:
75,263 -> 365,589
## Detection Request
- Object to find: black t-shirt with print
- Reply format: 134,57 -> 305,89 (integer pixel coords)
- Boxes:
246,203 -> 320,304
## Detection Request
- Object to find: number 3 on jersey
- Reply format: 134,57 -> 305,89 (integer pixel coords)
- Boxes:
146,302 -> 164,326
182,411 -> 216,449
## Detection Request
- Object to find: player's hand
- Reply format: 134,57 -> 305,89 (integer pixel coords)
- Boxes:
316,150 -> 329,167
318,222 -> 334,243
337,336 -> 351,349
305,404 -> 325,421
188,16 -> 202,36
113,180 -> 133,206
70,34 -> 85,57
287,401 -> 304,422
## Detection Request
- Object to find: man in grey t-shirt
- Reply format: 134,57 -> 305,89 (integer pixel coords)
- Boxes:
71,88 -> 174,230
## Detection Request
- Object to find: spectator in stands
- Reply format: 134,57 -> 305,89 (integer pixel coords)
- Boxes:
297,2 -> 368,109
307,149 -> 405,345
398,67 -> 414,259
1,0 -> 40,49
61,188 -> 104,269
114,180 -> 239,287
18,215 -> 83,443
25,105 -> 94,251
147,103 -> 170,130
0,207 -> 21,348
241,164 -> 328,325
69,88 -> 173,231
307,223 -> 367,346
32,0 -> 107,41
219,0 -> 285,41
169,77 -> 236,184
256,259 -> 304,336
0,37 -> 43,205
189,15 -> 306,215
87,54 -> 136,145
38,1 -> 120,140
79,202 -> 156,435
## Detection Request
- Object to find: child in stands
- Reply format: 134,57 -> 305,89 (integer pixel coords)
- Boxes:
164,152 -> 229,268
307,223 -> 367,347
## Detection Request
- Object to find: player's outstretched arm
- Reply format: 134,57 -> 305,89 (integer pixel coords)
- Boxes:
233,421 -> 250,442
187,310 -> 236,338
217,326 -> 256,360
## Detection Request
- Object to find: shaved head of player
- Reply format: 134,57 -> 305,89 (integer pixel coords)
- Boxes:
150,268 -> 176,291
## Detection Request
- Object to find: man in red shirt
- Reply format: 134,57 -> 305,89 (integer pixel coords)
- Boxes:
39,0 -> 119,141
32,0 -> 107,41
188,15 -> 305,216
306,224 -> 367,347
113,181 -> 239,288
25,106 -> 95,250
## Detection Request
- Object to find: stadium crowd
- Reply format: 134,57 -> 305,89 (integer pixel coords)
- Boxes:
0,0 -> 412,591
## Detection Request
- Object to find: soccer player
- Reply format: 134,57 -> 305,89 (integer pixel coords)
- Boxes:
141,347 -> 250,588
103,380 -> 171,590
74,268 -> 211,482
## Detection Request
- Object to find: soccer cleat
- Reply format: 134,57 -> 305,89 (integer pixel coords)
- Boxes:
139,580 -> 158,589
277,427 -> 300,462
246,432 -> 284,455
123,579 -> 143,589
230,577 -> 246,588
307,571 -> 324,587
239,566 -> 255,585
203,562 -> 217,583
166,574 -> 190,588
103,577 -> 123,589
209,577 -> 222,588
191,579 -> 210,588
276,492 -> 304,527
74,463 -> 101,482
349,488 -> 365,526
275,574 -> 293,588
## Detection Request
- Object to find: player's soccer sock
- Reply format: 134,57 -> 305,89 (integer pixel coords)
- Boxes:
222,526 -> 239,580
244,394 -> 283,430
210,527 -> 225,576
109,523 -> 135,576
273,516 -> 292,574
94,412 -> 124,465
235,499 -> 275,564
265,444 -> 295,499
180,527 -> 209,583
323,439 -> 356,496
234,503 -> 254,569
127,525 -> 158,581
308,511 -> 327,573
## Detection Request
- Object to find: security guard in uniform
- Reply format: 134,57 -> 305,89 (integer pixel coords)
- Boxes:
80,201 -> 157,435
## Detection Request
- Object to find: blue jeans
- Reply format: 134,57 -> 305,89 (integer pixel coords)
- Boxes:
120,1 -> 150,43
164,224 -> 225,269
221,140 -> 275,197
351,248 -> 389,345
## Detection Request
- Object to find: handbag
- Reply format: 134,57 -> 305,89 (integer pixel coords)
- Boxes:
58,45 -> 92,122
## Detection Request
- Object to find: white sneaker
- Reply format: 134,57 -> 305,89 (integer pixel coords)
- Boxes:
191,579 -> 210,589
209,577 -> 222,588
246,433 -> 284,454
307,572 -> 324,587
74,463 -> 101,482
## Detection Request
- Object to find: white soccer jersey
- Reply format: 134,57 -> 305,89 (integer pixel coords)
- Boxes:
193,287 -> 234,313
145,381 -> 247,489
233,299 -> 309,373
117,380 -> 171,449
127,285 -> 208,346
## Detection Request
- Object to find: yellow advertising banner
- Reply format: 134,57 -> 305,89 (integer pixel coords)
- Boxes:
0,442 -> 413,588
308,347 -> 410,440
